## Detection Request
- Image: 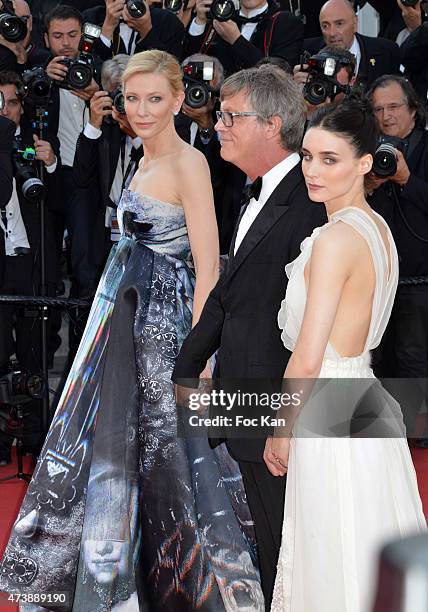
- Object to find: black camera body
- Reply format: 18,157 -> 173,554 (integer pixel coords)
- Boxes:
60,23 -> 101,91
127,0 -> 146,17
302,51 -> 353,105
372,135 -> 409,178
183,61 -> 214,108
108,88 -> 125,114
0,368 -> 44,406
22,67 -> 52,107
401,0 -> 419,6
12,140 -> 45,203
207,0 -> 238,21
0,0 -> 27,43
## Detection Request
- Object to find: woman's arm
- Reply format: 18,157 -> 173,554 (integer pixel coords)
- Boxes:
178,149 -> 220,327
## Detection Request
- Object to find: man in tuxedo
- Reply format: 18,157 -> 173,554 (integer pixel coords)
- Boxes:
73,53 -> 143,254
83,0 -> 185,61
172,64 -> 326,609
184,0 -> 304,76
303,0 -> 400,88
0,70 -> 60,464
0,115 -> 14,209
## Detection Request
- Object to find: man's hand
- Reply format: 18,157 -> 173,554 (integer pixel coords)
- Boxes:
0,34 -> 27,64
123,2 -> 152,40
46,56 -> 69,82
112,107 -> 137,137
213,19 -> 241,44
195,0 -> 212,25
102,0 -> 125,39
390,148 -> 411,186
71,78 -> 99,102
89,90 -> 113,128
33,134 -> 56,167
397,0 -> 422,31
365,171 -> 389,193
264,435 -> 289,477
293,63 -> 309,89
182,98 -> 215,129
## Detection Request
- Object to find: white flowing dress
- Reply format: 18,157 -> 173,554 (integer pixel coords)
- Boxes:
271,207 -> 427,612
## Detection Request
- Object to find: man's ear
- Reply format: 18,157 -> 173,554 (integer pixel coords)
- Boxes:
266,115 -> 282,140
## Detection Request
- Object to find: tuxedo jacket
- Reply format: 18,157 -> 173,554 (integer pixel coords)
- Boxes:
401,23 -> 428,103
73,122 -> 144,214
83,6 -> 185,61
183,7 -> 304,76
0,125 -> 62,288
303,32 -> 400,87
172,163 -> 327,462
0,117 -> 14,212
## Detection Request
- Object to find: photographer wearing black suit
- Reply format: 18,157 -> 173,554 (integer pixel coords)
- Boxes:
184,0 -> 304,77
83,0 -> 185,61
173,65 -> 326,607
304,0 -> 400,88
366,75 -> 428,446
0,71 -> 60,465
0,0 -> 50,73
401,5 -> 428,106
73,53 -> 143,255
0,114 -> 14,209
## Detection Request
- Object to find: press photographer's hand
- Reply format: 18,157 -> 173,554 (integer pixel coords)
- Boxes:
103,0 -> 126,39
0,34 -> 27,64
293,63 -> 309,88
213,18 -> 240,44
195,0 -> 212,25
71,78 -> 99,101
397,0 -> 422,31
390,148 -> 411,186
89,90 -> 113,128
182,98 -> 215,129
33,135 -> 56,167
46,56 -> 68,82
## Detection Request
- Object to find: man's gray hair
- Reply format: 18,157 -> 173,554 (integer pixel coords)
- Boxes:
101,54 -> 130,92
220,65 -> 306,151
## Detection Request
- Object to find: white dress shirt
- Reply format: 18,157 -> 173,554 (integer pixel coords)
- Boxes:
234,152 -> 300,255
189,3 -> 268,41
349,36 -> 361,75
100,23 -> 138,55
58,89 -> 88,167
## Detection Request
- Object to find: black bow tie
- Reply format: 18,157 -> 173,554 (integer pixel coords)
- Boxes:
235,12 -> 265,26
241,176 -> 263,205
130,145 -> 141,162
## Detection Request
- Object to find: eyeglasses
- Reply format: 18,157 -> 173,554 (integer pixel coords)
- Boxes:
215,110 -> 259,127
372,102 -> 407,115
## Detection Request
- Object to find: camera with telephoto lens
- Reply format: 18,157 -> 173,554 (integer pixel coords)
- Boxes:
164,0 -> 184,12
372,135 -> 409,178
12,140 -> 45,203
108,88 -> 125,114
0,368 -> 44,405
59,22 -> 101,90
302,50 -> 354,105
0,0 -> 27,43
207,0 -> 239,21
401,0 -> 419,6
127,0 -> 146,17
22,67 -> 52,106
183,61 -> 214,108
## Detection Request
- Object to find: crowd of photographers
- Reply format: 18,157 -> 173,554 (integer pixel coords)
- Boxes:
0,0 -> 428,464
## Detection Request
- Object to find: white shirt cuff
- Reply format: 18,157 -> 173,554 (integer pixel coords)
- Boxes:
100,33 -> 112,48
84,123 -> 103,139
188,19 -> 206,36
46,158 -> 57,173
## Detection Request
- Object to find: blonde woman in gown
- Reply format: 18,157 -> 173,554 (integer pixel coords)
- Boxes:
267,100 -> 427,612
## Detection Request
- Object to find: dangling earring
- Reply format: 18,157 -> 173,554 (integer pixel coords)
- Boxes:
173,110 -> 179,116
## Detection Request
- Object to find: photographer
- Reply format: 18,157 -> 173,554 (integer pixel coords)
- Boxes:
0,114 -> 14,209
0,0 -> 50,73
304,0 -> 400,88
73,54 -> 143,254
83,0 -> 185,61
367,75 -> 428,444
293,45 -> 356,118
184,0 -> 304,77
0,70 -> 60,465
401,7 -> 428,104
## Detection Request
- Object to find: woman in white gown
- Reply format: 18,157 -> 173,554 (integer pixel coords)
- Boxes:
267,99 -> 427,612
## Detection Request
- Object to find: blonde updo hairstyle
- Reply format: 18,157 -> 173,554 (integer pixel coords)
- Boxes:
122,49 -> 184,95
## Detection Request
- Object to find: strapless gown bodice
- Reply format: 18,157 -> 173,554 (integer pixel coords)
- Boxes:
118,189 -> 191,261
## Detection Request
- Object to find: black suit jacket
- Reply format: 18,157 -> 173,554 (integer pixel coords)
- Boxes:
172,163 -> 327,462
303,32 -> 400,87
73,122 -> 144,214
83,6 -> 185,60
183,7 -> 304,76
401,23 -> 428,103
0,117 -> 14,212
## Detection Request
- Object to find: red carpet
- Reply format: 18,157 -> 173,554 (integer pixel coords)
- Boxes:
0,447 -> 427,611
